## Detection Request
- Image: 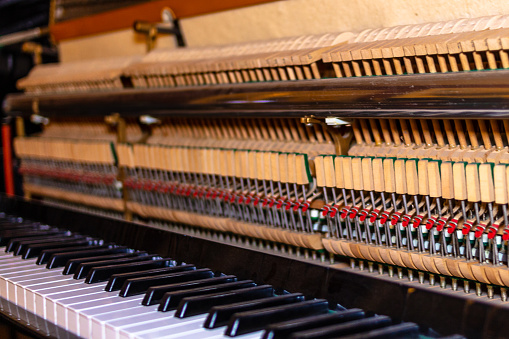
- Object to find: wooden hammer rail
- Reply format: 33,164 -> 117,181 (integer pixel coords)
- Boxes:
118,142 -> 321,249
349,118 -> 509,164
15,15 -> 509,95
147,117 -> 335,154
315,154 -> 509,289
13,137 -> 122,210
116,139 -> 509,294
13,120 -> 509,297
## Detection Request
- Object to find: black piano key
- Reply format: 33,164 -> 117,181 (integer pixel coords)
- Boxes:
338,322 -> 420,339
0,224 -> 48,232
14,235 -> 84,256
0,226 -> 45,234
261,308 -> 365,339
205,293 -> 305,329
6,232 -> 71,252
22,239 -> 98,259
289,315 -> 392,339
85,258 -> 174,284
0,226 -> 49,234
142,275 -> 237,306
73,254 -> 154,279
36,244 -> 107,265
0,229 -> 61,246
0,223 -> 45,232
121,268 -> 216,298
0,218 -> 33,223
225,299 -> 329,337
158,280 -> 256,312
46,246 -> 129,269
105,264 -> 196,292
63,252 -> 145,275
175,285 -> 274,318
0,217 -> 26,223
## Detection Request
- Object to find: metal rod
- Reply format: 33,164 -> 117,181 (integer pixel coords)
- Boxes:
6,70 -> 509,118
0,27 -> 49,47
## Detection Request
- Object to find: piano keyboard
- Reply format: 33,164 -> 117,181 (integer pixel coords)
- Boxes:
0,214 -> 454,339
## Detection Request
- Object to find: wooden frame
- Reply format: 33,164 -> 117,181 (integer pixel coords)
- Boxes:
50,0 -> 278,42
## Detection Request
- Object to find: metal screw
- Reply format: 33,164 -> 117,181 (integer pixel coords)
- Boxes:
388,266 -> 394,277
487,286 -> 494,299
476,283 -> 482,296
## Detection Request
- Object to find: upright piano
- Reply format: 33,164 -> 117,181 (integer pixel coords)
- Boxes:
4,6 -> 509,339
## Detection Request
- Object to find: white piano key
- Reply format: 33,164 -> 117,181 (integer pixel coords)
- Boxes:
6,270 -> 62,304
24,274 -> 83,313
115,314 -> 207,339
0,258 -> 30,267
58,291 -> 120,331
147,321 -> 221,339
0,261 -> 40,273
35,281 -> 98,321
2,269 -> 57,285
203,332 -> 263,339
133,318 -> 214,339
0,250 -> 16,255
54,287 -> 130,331
46,283 -> 110,326
133,318 -> 262,339
6,269 -> 60,280
0,247 -> 13,255
79,297 -> 145,338
0,254 -> 35,262
17,273 -> 74,308
90,302 -> 156,338
37,282 -> 102,318
0,257 -> 37,264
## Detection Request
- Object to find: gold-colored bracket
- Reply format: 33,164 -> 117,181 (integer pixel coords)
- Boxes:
22,42 -> 43,65
133,7 -> 184,52
301,116 -> 352,155
15,117 -> 25,137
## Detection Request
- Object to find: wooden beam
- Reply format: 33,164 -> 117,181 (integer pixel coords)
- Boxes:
50,0 -> 277,42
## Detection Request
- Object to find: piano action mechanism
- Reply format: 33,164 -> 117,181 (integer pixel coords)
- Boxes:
6,12 -> 509,338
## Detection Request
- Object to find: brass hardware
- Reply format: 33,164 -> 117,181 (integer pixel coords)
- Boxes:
22,42 -> 43,65
15,117 -> 25,137
301,116 -> 352,155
